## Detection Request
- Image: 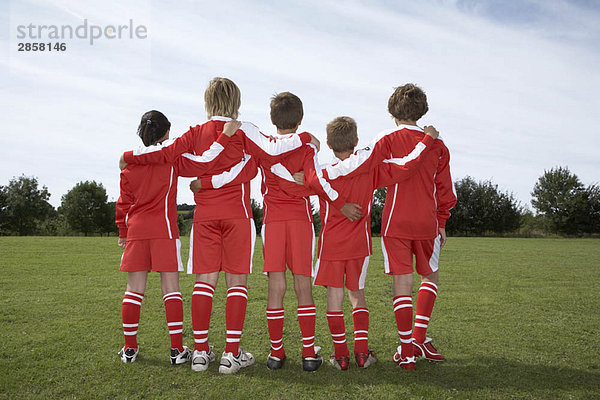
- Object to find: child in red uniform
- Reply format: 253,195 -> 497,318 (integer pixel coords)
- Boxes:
120,79 -> 318,374
116,110 -> 238,364
281,117 -> 438,370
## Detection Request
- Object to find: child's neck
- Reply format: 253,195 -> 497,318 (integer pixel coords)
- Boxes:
334,150 -> 353,160
395,119 -> 418,126
277,128 -> 297,135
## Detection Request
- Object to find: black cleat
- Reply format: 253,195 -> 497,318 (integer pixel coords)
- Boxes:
267,354 -> 286,370
302,354 -> 323,372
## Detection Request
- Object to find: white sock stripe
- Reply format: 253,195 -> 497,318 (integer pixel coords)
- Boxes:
302,336 -> 315,341
227,286 -> 248,294
227,330 -> 243,335
297,306 -> 316,311
352,308 -> 369,315
194,283 -> 215,292
421,282 -> 438,290
169,329 -> 183,334
415,315 -> 430,321
193,330 -> 209,335
267,316 -> 285,320
122,323 -> 138,328
394,304 -> 413,312
354,330 -> 368,334
398,330 -> 412,336
125,291 -> 144,300
192,291 -> 214,298
354,337 -> 368,340
271,344 -> 283,350
194,338 -> 208,343
393,296 -> 412,304
302,343 -> 315,347
226,292 -> 248,299
326,313 -> 344,317
420,286 -> 438,296
123,331 -> 137,336
266,309 -> 284,314
162,291 -> 182,299
400,338 -> 412,344
332,339 -> 346,344
163,296 -> 182,303
122,299 -> 142,306
226,338 -> 241,343
297,312 -> 316,317
167,322 -> 182,327
414,323 -> 428,328
270,338 -> 283,343
331,333 -> 346,337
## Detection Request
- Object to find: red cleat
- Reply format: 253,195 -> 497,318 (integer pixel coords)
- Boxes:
392,350 -> 416,370
413,337 -> 445,361
355,350 -> 377,369
329,353 -> 350,370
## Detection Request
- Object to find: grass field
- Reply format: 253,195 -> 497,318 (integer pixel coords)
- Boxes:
1,237 -> 599,399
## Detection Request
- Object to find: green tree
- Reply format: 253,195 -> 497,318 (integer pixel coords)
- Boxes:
0,175 -> 54,235
370,187 -> 387,235
531,167 -> 590,235
251,198 -> 263,235
447,176 -> 522,236
60,181 -> 113,235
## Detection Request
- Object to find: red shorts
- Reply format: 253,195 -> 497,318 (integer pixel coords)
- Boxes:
313,256 -> 369,291
120,238 -> 183,272
261,220 -> 315,277
187,218 -> 256,275
381,235 -> 441,276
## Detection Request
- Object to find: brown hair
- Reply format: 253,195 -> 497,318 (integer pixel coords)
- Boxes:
387,83 -> 428,122
204,77 -> 241,119
137,110 -> 170,146
270,92 -> 303,129
326,116 -> 358,153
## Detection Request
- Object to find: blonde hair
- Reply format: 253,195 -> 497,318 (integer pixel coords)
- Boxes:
204,77 -> 241,119
326,116 -> 358,153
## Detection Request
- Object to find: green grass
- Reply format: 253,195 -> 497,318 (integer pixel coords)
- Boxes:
0,237 -> 599,399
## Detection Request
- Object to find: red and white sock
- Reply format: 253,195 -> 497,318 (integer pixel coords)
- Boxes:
266,308 -> 285,359
297,304 -> 317,358
413,282 -> 438,344
163,291 -> 184,352
393,295 -> 413,359
225,285 -> 248,354
352,307 -> 369,354
191,281 -> 214,353
122,291 -> 144,350
327,310 -> 349,357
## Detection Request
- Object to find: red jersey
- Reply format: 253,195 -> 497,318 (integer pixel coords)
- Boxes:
123,117 -> 312,222
324,125 -> 456,240
276,135 -> 434,260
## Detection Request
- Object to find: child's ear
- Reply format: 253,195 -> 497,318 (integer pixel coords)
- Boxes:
327,141 -> 333,150
354,137 -> 359,146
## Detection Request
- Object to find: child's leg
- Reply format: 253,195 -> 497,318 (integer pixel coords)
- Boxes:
326,286 -> 349,358
348,290 -> 369,355
294,274 -> 317,358
267,271 -> 286,359
161,272 -> 183,352
413,271 -> 438,343
122,271 -> 148,350
224,272 -> 248,355
393,273 -> 414,360
192,272 -> 219,352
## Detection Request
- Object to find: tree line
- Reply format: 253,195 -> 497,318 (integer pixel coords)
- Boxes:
1,166 -> 598,237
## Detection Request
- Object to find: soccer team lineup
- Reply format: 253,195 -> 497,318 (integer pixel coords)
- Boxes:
115,77 -> 456,374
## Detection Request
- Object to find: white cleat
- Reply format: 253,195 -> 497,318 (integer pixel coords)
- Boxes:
170,346 -> 192,365
218,348 -> 255,374
118,347 -> 139,363
191,346 -> 216,372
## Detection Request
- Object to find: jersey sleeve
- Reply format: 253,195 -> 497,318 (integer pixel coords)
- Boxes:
115,172 -> 135,238
373,135 -> 434,188
238,122 -> 311,161
123,128 -> 230,166
271,163 -> 315,198
171,137 -> 232,178
324,134 -> 393,181
198,153 -> 258,190
434,142 -> 457,228
302,144 -> 347,210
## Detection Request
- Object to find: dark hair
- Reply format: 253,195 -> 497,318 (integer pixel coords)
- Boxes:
326,116 -> 358,153
137,110 -> 171,146
388,83 -> 428,122
270,92 -> 303,129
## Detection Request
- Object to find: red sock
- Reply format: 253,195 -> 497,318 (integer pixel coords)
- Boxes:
393,295 -> 413,359
225,285 -> 248,354
298,305 -> 316,358
191,281 -> 214,352
122,291 -> 144,350
327,310 -> 349,357
413,282 -> 438,343
352,307 -> 369,354
266,308 -> 285,358
163,291 -> 184,352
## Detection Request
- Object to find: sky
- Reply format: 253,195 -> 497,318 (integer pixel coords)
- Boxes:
2,0 -> 599,210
